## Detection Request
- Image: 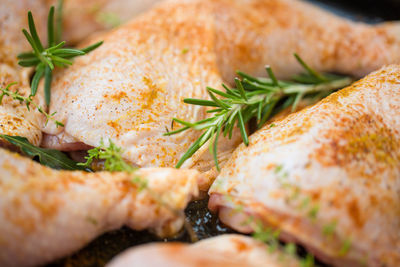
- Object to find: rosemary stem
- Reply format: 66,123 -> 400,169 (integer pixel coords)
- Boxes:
283,77 -> 352,94
168,55 -> 352,169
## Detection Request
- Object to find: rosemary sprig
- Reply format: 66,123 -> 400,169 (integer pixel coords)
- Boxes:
17,5 -> 103,105
78,139 -> 136,172
0,82 -> 64,127
165,54 -> 352,169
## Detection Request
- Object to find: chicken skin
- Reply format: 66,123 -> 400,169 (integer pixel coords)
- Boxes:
0,148 -> 200,267
107,234 -> 300,267
0,0 -> 49,69
42,0 -> 400,180
0,70 -> 45,147
0,0 -> 49,146
209,65 -> 400,267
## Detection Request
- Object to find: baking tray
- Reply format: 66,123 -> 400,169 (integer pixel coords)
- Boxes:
46,1 -> 400,266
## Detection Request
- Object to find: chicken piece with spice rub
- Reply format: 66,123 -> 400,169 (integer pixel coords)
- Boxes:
0,0 -> 49,147
209,65 -> 400,267
0,147 -> 200,267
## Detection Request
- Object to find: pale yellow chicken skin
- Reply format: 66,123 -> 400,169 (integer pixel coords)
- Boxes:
0,0 -> 48,69
209,65 -> 400,267
107,234 -> 300,267
42,0 -> 400,180
0,148 -> 200,267
0,0 -> 49,146
0,70 -> 45,147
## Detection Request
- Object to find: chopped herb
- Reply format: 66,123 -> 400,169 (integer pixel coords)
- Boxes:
96,12 -> 122,28
240,215 -> 256,228
288,186 -> 301,202
181,48 -> 189,54
275,165 -> 289,182
308,204 -> 319,220
339,239 -> 352,256
359,256 -> 368,266
234,203 -> 244,213
165,54 -> 351,169
131,176 -> 148,192
86,216 -> 98,225
284,243 -> 297,256
300,254 -> 315,267
252,221 -> 280,253
323,221 -> 337,237
299,196 -> 311,210
0,82 -> 63,127
78,139 -> 136,172
269,123 -> 276,128
274,164 -> 284,174
0,135 -> 87,171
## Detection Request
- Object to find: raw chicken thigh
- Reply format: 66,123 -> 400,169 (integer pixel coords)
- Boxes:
209,65 -> 400,267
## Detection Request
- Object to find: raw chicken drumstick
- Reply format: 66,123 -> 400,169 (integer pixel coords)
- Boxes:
209,65 -> 400,267
42,0 -> 400,182
107,234 -> 300,267
0,148 -> 199,267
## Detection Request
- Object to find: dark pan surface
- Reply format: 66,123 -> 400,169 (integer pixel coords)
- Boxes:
47,1 -> 399,266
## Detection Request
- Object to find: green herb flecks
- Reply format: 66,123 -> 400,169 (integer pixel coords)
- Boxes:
323,221 -> 337,238
165,54 -> 352,169
300,254 -> 315,267
0,135 -> 87,170
96,12 -> 122,28
0,82 -> 64,127
252,221 -> 281,253
18,5 -> 103,105
131,175 -> 148,192
339,239 -> 352,256
78,139 -> 136,173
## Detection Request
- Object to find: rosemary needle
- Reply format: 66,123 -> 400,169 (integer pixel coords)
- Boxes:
165,54 -> 352,170
0,82 -> 64,127
17,5 -> 103,105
